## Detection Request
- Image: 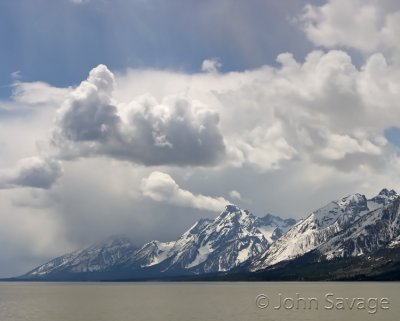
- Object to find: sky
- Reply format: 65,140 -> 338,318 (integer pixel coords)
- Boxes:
1,0 -> 400,277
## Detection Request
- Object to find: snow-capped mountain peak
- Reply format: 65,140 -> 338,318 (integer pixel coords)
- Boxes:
369,188 -> 398,205
131,204 -> 295,274
312,193 -> 369,229
24,234 -> 137,277
251,190 -> 397,271
318,191 -> 400,260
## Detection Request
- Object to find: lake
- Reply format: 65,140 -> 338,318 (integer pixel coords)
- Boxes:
0,282 -> 398,321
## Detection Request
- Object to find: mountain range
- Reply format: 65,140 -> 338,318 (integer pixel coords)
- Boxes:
17,188 -> 400,281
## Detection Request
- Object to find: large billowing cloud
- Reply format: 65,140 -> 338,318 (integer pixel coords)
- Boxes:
140,171 -> 230,212
52,65 -> 225,166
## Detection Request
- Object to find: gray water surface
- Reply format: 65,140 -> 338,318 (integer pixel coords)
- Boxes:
0,282 -> 398,321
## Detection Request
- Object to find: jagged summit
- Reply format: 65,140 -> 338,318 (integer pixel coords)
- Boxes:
217,204 -> 251,219
224,204 -> 241,213
378,188 -> 397,197
369,188 -> 398,207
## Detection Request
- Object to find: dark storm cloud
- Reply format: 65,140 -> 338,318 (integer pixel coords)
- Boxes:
0,157 -> 62,189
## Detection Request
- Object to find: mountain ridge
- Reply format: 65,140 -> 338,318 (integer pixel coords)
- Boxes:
21,204 -> 295,280
18,188 -> 400,281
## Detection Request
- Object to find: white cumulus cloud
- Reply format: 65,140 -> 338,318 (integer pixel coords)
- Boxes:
140,171 -> 230,212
